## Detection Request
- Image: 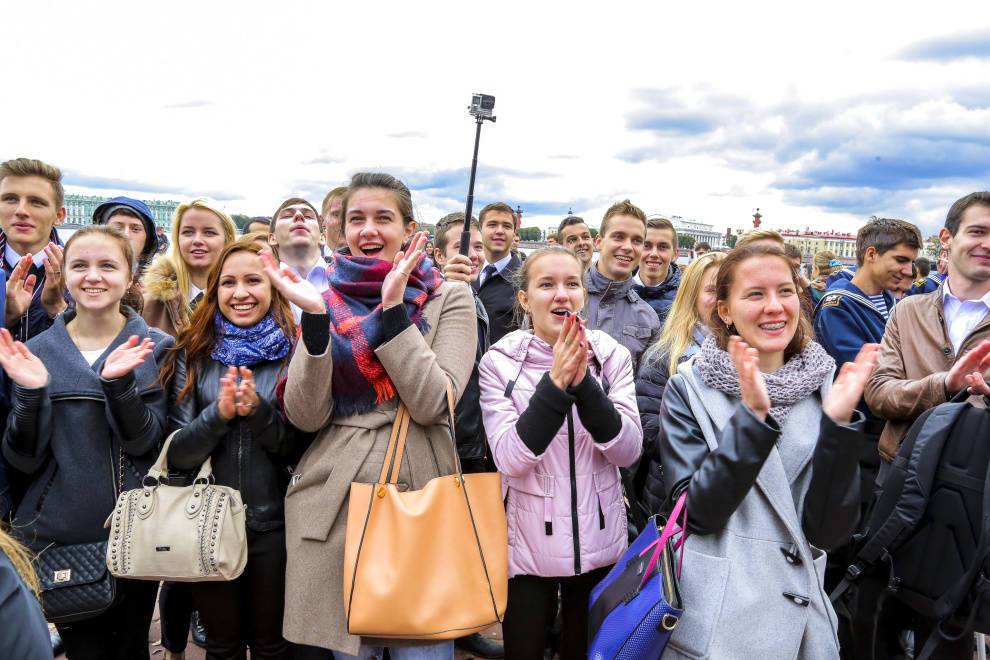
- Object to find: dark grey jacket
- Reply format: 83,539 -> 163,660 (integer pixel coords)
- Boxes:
167,351 -> 303,532
0,550 -> 50,659
2,311 -> 172,549
583,267 -> 661,371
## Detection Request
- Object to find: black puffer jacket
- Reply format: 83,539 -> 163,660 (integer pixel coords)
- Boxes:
633,263 -> 682,325
167,352 -> 304,532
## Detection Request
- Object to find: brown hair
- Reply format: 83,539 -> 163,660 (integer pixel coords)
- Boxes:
341,173 -> 415,227
646,216 -> 678,246
945,192 -> 990,236
783,243 -> 802,261
601,199 -> 647,237
161,237 -> 296,402
271,198 -> 323,232
320,186 -> 349,216
479,202 -> 517,228
434,212 -> 480,255
710,245 -> 812,361
856,216 -> 922,266
512,246 -> 586,326
64,225 -> 136,283
0,157 -> 64,209
735,229 -> 784,249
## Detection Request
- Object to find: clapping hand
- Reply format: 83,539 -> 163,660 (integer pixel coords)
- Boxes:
382,232 -> 429,310
260,251 -> 326,314
235,366 -> 259,417
217,366 -> 261,421
0,328 -> 48,389
217,366 -> 239,421
5,255 -> 36,327
549,314 -> 588,391
822,343 -> 880,424
945,340 -> 990,395
102,336 -> 154,380
729,336 -> 770,421
40,243 -> 67,317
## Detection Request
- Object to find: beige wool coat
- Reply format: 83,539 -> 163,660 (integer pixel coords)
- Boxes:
281,281 -> 478,655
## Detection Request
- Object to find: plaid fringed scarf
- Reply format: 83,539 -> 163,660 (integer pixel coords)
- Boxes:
323,252 -> 441,417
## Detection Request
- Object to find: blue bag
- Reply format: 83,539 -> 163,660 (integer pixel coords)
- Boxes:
587,492 -> 687,660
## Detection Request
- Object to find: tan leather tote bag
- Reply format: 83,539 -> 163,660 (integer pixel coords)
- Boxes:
343,384 -> 508,639
104,432 -> 248,582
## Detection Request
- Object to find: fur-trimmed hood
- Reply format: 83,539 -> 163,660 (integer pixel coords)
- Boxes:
141,254 -> 182,303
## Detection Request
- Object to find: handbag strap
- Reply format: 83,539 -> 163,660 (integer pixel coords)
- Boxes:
145,430 -> 214,484
638,491 -> 688,590
376,380 -> 463,486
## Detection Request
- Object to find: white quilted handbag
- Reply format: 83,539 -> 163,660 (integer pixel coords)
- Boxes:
104,431 -> 247,581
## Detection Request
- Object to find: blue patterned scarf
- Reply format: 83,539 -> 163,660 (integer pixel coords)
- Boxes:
211,311 -> 291,367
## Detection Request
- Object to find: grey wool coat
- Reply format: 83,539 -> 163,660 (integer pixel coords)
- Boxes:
280,281 -> 477,655
660,361 -> 861,660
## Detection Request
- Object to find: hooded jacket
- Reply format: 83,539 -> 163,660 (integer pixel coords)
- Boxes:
479,329 -> 642,578
91,197 -> 159,269
584,266 -> 662,371
140,255 -> 189,337
2,310 -> 172,549
633,262 -> 682,324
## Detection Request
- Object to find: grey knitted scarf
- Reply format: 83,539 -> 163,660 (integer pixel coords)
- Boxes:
694,335 -> 835,424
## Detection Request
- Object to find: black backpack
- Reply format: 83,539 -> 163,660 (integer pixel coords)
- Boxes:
832,391 -> 990,659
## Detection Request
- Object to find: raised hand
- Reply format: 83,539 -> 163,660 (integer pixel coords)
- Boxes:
382,231 -> 428,310
217,366 -> 238,421
441,253 -> 474,285
945,340 -> 990,394
823,343 -> 880,424
260,250 -> 326,314
549,314 -> 582,391
729,336 -> 770,421
569,318 -> 589,388
102,336 -> 154,380
0,328 -> 48,389
5,255 -> 37,327
40,243 -> 67,317
235,366 -> 259,417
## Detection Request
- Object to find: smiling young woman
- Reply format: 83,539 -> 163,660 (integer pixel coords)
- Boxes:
160,237 -> 301,659
654,244 -> 879,660
1,225 -> 173,659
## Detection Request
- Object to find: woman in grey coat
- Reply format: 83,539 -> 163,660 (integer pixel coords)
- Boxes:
657,245 -> 879,660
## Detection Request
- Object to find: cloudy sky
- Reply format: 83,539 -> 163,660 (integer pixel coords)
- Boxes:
4,1 -> 989,238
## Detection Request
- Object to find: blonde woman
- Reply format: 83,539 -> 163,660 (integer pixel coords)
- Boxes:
0,528 -> 49,658
142,198 -> 238,337
810,250 -> 841,303
634,251 -> 725,514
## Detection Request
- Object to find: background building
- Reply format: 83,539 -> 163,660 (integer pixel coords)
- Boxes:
64,194 -> 181,229
666,215 -> 724,248
779,229 -> 858,262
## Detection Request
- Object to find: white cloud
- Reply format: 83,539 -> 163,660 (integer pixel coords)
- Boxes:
1,0 -> 987,239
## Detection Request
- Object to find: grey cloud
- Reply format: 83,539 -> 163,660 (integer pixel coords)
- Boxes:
899,29 -> 990,62
385,131 -> 429,139
163,100 -> 213,109
63,171 -> 239,201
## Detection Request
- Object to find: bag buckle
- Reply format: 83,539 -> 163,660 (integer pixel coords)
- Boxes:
846,563 -> 863,581
53,569 -> 72,583
659,613 -> 679,631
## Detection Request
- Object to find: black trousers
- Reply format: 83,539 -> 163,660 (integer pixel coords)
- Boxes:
502,565 -> 611,660
191,527 -> 289,660
56,577 -> 158,660
159,580 -> 195,652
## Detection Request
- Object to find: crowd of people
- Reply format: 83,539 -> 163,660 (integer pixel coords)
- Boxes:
0,155 -> 988,660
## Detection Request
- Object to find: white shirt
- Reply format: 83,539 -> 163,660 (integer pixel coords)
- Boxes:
4,244 -> 47,269
480,254 -> 513,287
942,279 -> 990,355
189,284 -> 204,303
80,345 -> 110,366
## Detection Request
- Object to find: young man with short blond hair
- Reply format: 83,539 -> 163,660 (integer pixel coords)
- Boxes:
585,200 -> 661,369
634,216 -> 680,323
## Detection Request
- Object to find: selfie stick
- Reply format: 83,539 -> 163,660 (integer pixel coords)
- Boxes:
461,93 -> 497,256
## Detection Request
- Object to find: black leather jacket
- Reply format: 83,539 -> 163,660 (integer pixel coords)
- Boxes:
657,375 -> 863,551
167,353 -> 303,532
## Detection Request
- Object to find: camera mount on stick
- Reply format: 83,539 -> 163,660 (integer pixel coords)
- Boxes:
460,93 -> 496,256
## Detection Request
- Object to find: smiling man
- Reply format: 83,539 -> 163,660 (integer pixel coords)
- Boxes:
269,197 -> 328,321
475,201 -> 521,344
633,216 -> 681,324
557,215 -> 594,270
0,158 -> 68,340
584,199 -> 661,370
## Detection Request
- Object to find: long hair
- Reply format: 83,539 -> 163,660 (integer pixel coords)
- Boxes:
167,198 -> 238,307
62,225 -> 136,314
710,245 -> 812,362
644,252 -> 726,375
0,527 -> 38,595
160,237 -> 296,402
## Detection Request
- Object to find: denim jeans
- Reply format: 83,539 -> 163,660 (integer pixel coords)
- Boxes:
333,640 -> 454,660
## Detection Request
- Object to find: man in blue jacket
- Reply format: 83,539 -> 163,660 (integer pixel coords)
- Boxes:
906,256 -> 941,296
813,216 -> 922,659
633,216 -> 681,324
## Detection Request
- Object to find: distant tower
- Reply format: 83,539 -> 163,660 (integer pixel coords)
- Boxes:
752,208 -> 762,229
567,207 -> 573,215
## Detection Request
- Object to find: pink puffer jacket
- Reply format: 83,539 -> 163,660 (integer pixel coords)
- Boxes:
479,329 -> 642,578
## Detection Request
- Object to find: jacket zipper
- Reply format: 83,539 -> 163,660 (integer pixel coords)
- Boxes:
566,411 -> 581,575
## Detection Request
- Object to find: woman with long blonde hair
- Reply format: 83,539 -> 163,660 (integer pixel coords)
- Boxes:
634,251 -> 725,514
0,527 -> 49,657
